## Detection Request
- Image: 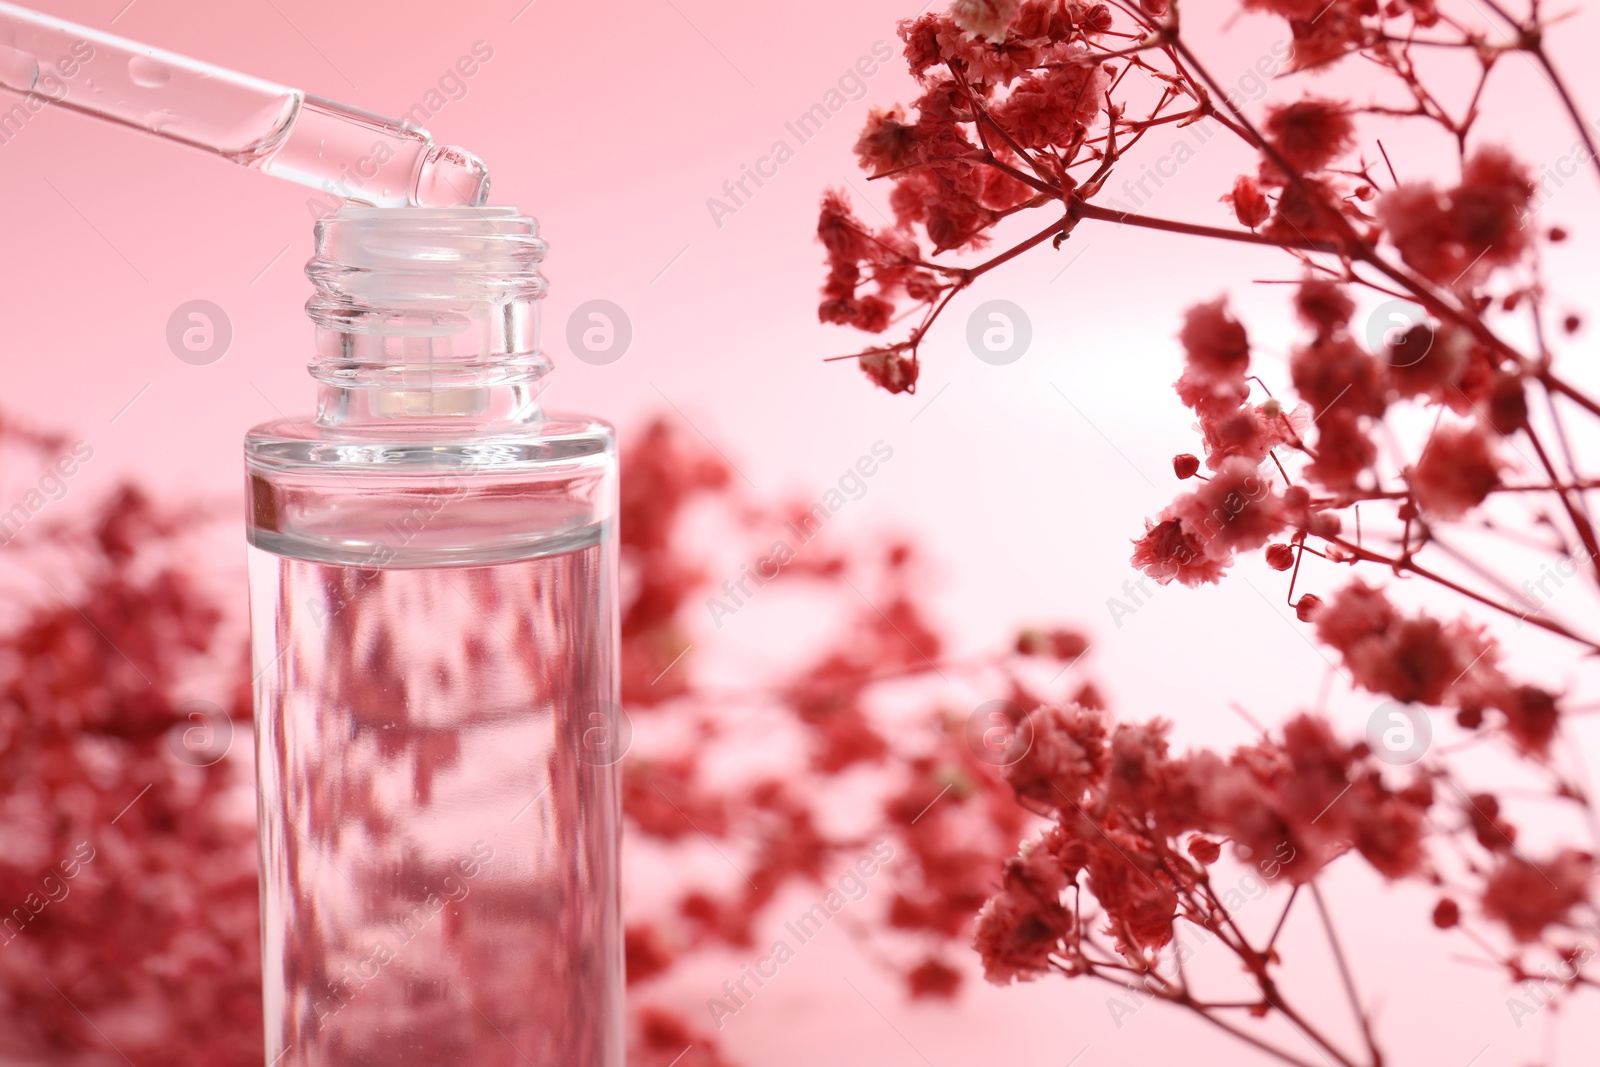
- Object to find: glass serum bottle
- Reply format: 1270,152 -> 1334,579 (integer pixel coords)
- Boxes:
246,206 -> 622,1066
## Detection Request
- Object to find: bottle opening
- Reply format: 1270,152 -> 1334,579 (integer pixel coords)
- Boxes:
307,205 -> 550,389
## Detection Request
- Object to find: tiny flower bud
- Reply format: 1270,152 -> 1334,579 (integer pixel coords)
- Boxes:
1264,543 -> 1295,571
1398,500 -> 1419,522
1487,374 -> 1528,435
1456,705 -> 1485,730
1549,226 -> 1569,242
1173,453 -> 1201,479
1564,313 -> 1581,334
1015,628 -> 1090,661
1223,175 -> 1269,230
1188,836 -> 1221,865
1310,512 -> 1342,539
1294,593 -> 1323,622
1400,778 -> 1434,807
1072,681 -> 1105,709
1051,630 -> 1091,660
1432,898 -> 1460,929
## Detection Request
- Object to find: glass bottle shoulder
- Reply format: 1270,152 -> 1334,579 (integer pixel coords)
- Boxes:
245,411 -> 615,568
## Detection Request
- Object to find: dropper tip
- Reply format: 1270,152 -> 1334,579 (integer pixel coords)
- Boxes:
413,144 -> 492,209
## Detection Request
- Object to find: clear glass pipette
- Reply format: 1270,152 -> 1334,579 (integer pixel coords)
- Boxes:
0,1 -> 490,207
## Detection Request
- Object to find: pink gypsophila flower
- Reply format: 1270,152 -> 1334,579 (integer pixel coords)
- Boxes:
1263,98 -> 1355,172
1316,581 -> 1499,706
1303,408 -> 1377,491
1132,460 -> 1286,586
992,48 -> 1107,148
1170,458 -> 1289,557
1481,850 -> 1593,942
1130,517 -> 1228,588
1197,398 -> 1311,470
1003,702 -> 1109,807
972,882 -> 1070,983
1411,422 -> 1506,519
1293,277 -> 1355,339
1175,298 -> 1252,417
951,0 -> 1023,42
854,106 -> 919,175
1379,147 -> 1535,285
1223,175 -> 1270,229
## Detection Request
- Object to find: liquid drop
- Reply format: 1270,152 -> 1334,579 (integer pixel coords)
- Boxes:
0,43 -> 38,93
127,55 -> 171,88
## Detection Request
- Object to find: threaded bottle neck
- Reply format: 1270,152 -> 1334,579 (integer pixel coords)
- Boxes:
306,206 -> 550,427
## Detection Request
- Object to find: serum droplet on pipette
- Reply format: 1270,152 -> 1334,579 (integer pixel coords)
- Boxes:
413,144 -> 492,208
127,55 -> 172,88
0,6 -> 491,209
0,43 -> 38,93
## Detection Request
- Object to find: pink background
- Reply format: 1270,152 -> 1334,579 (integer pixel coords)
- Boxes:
4,0 -> 1600,1063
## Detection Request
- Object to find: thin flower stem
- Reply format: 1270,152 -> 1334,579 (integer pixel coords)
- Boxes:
1342,480 -> 1600,498
1166,22 -> 1547,381
1310,884 -> 1384,1067
965,212 -> 1075,276
1191,878 -> 1260,961
1521,424 -> 1600,584
1173,986 -> 1345,1067
1082,967 -> 1328,1067
1424,536 -> 1548,617
1324,532 -> 1600,649
1265,884 -> 1301,955
958,72 -> 1058,188
1072,200 -> 1340,252
1472,0 -> 1600,188
983,154 -> 1059,196
1531,50 -> 1600,186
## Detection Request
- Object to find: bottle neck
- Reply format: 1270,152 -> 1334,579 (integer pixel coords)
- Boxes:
312,378 -> 548,429
305,205 -> 550,433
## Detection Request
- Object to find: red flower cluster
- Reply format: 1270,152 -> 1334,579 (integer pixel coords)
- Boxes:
1245,0 -> 1437,72
1411,422 -> 1506,518
1,410 -> 1092,1065
817,1 -> 1120,386
1379,148 -> 1537,287
0,475 -> 259,1067
814,0 -> 1600,1059
1315,581 -> 1561,755
1131,458 -> 1288,587
975,707 -> 1434,983
1481,851 -> 1594,943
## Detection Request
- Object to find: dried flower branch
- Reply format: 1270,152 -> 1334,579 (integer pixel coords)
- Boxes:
811,0 -> 1600,1063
